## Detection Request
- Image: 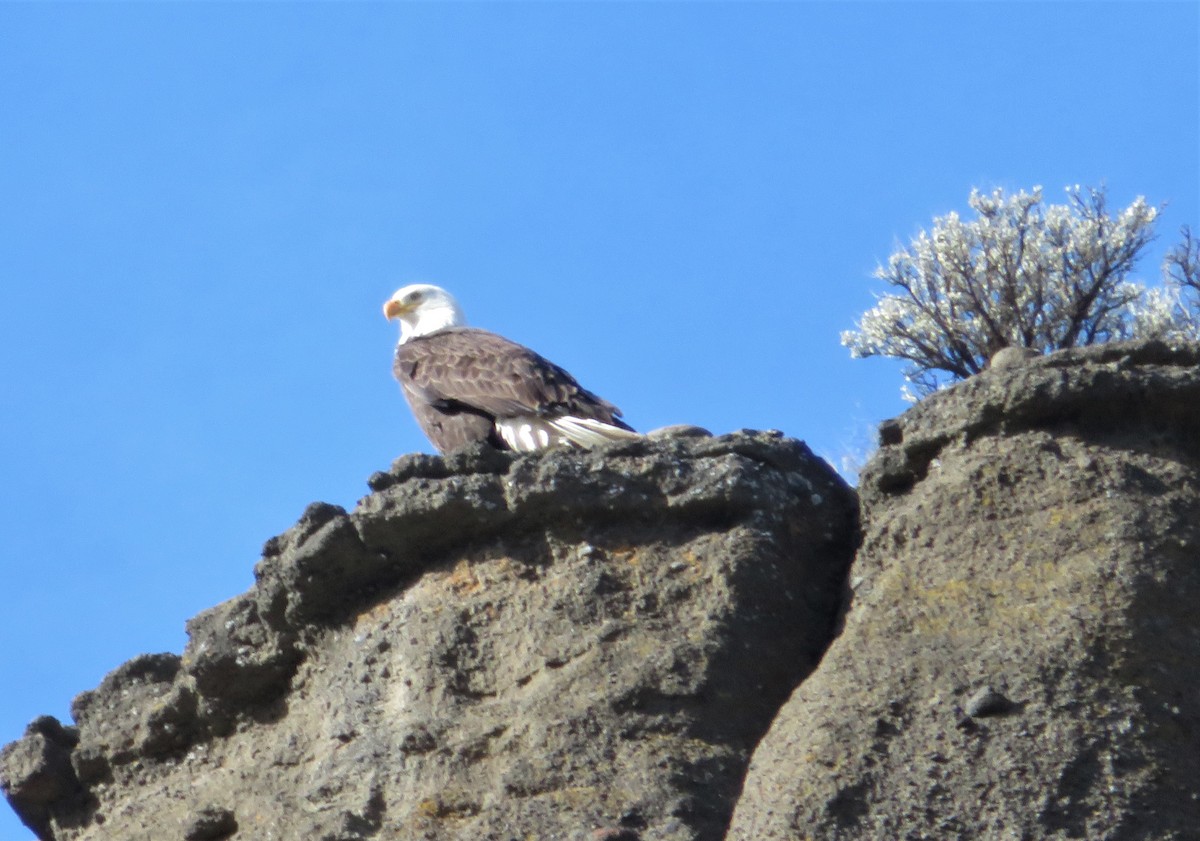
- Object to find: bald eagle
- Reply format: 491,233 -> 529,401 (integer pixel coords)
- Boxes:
383,284 -> 639,454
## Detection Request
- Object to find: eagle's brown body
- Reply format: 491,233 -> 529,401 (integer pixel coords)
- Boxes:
393,326 -> 633,454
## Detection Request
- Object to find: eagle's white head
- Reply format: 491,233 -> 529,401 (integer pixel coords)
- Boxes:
383,284 -> 467,343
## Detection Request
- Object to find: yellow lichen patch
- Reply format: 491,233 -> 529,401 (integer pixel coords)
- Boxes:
674,549 -> 704,574
353,600 -> 396,630
919,577 -> 971,605
446,558 -> 484,596
414,798 -> 441,818
492,555 -> 525,578
608,546 -> 642,567
906,554 -> 1101,638
412,794 -> 480,820
535,784 -> 601,810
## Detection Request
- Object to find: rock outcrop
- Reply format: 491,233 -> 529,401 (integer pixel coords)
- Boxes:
1,432 -> 858,841
728,340 -> 1200,840
6,340 -> 1200,841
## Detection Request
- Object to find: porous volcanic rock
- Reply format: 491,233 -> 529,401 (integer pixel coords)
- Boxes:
1,431 -> 857,841
728,341 -> 1200,840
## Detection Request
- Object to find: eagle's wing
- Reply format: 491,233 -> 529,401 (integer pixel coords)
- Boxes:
395,327 -> 627,424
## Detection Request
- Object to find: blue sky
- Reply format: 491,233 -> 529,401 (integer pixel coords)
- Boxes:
1,3 -> 1196,837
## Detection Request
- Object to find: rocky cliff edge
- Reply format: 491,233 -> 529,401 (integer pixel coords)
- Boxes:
7,340 -> 1200,841
1,431 -> 858,841
730,340 -> 1200,840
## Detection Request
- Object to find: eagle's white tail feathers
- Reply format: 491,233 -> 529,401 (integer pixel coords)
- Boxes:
549,416 -> 641,448
496,415 -> 640,452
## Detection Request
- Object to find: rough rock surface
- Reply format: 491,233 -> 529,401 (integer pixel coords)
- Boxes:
729,341 -> 1200,840
8,340 -> 1200,841
1,431 -> 857,841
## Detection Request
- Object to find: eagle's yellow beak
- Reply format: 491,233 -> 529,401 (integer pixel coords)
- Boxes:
383,299 -> 408,320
